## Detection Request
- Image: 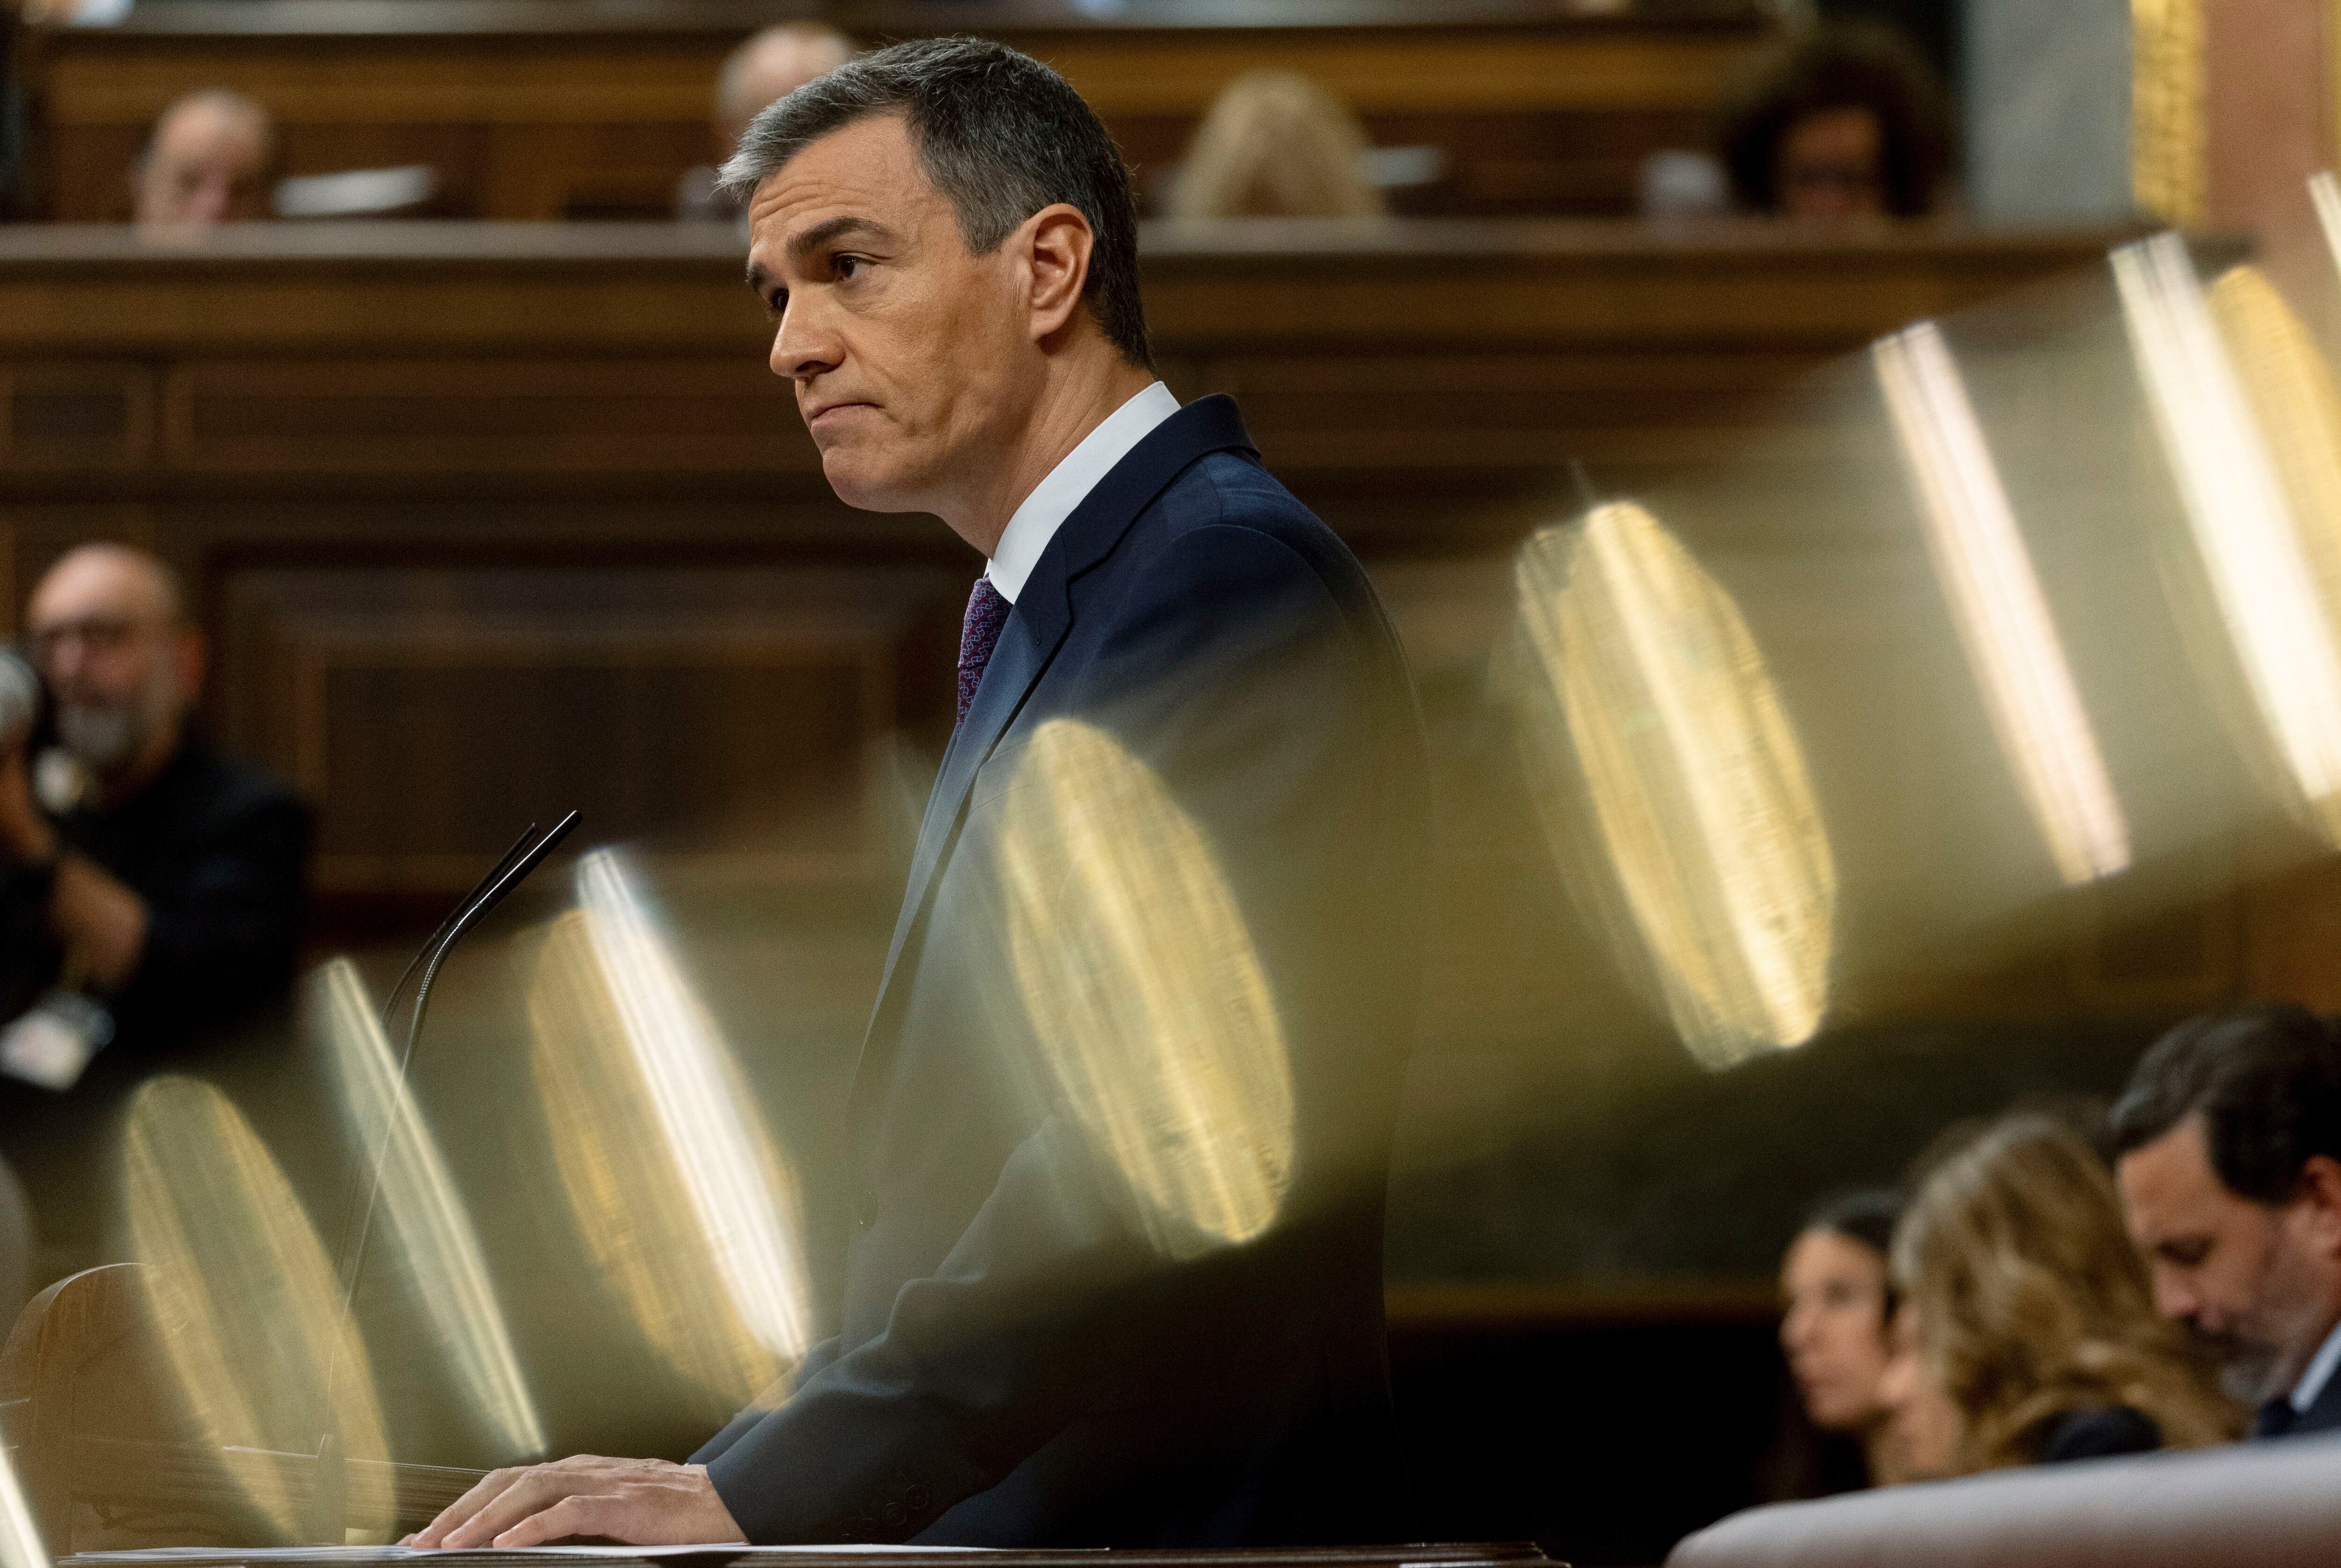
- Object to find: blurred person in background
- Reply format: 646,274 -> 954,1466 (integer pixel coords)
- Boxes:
2112,1006 -> 2341,1439
1165,70 -> 1385,221
0,545 -> 308,1273
1880,1112 -> 2238,1476
677,22 -> 856,222
1767,1188 -> 1907,1496
1719,22 -> 1953,221
133,88 -> 276,228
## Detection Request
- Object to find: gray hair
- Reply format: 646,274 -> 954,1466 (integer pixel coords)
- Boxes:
718,37 -> 1151,369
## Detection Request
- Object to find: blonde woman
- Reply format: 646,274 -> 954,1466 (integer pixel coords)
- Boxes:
1879,1113 -> 2240,1475
1167,71 -> 1386,220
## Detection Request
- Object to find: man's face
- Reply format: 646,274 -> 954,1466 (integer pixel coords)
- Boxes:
744,114 -> 1039,518
1777,106 -> 1887,221
136,103 -> 272,228
2118,1115 -> 2341,1398
25,552 -> 196,777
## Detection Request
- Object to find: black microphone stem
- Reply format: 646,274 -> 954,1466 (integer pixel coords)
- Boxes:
311,810 -> 580,1519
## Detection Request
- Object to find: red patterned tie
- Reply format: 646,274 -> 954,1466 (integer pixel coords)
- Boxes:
957,575 -> 1012,724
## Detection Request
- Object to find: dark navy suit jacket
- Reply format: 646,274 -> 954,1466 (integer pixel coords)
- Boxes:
694,395 -> 1429,1546
2256,1350 -> 2341,1438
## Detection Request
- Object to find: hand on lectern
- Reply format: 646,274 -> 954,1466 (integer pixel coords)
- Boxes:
405,1455 -> 748,1549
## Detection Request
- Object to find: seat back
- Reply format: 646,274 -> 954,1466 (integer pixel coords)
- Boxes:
1667,1434 -> 2341,1568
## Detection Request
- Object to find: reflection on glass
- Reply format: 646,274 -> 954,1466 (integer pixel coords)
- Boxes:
523,850 -> 810,1415
1875,321 -> 2132,885
1513,501 -> 1836,1070
123,1075 -> 391,1541
988,718 -> 1293,1259
310,958 -> 545,1460
2116,235 -> 2341,842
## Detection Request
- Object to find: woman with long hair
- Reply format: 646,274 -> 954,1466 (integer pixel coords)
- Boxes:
1770,1189 -> 1907,1494
1881,1113 -> 2241,1474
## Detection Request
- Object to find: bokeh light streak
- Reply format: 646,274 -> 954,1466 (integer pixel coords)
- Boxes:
123,1075 -> 392,1541
1875,321 -> 2132,885
524,852 -> 810,1411
311,958 -> 545,1461
2115,234 -> 2341,837
0,1445 -> 47,1568
990,717 -> 1293,1259
1513,502 -> 1836,1070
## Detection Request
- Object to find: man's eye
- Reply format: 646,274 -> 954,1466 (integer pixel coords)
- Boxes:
834,255 -> 866,280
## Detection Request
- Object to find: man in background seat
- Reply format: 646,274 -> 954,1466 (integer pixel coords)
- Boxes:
132,89 -> 276,228
2113,1006 -> 2341,1438
0,545 -> 308,1276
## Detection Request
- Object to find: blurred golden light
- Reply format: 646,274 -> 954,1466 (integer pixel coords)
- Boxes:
1875,321 -> 2132,885
987,717 -> 1293,1260
1513,501 -> 1836,1070
2310,170 -> 2341,279
123,1075 -> 392,1541
2117,235 -> 2341,842
309,958 -> 545,1461
523,850 -> 810,1416
0,1446 -> 47,1568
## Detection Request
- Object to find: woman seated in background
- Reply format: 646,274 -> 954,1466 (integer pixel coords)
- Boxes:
1165,70 -> 1386,221
1718,21 -> 1953,221
1881,1113 -> 2240,1475
1771,1189 -> 1908,1494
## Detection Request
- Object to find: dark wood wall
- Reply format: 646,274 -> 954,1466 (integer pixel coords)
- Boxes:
26,0 -> 1778,221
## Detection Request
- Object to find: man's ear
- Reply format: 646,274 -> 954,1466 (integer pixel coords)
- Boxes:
2295,1155 -> 2341,1258
1020,203 -> 1096,345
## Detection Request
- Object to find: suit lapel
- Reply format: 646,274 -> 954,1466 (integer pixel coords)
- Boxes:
851,395 -> 1261,1099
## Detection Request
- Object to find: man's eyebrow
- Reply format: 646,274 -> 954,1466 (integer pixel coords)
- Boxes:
788,215 -> 893,261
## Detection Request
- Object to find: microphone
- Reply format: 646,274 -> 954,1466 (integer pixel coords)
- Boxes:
0,650 -> 41,748
311,810 -> 580,1535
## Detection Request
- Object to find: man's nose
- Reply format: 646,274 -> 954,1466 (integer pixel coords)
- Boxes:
2153,1269 -> 2202,1324
771,301 -> 841,383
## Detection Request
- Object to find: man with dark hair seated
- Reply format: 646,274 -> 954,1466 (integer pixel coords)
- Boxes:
2111,1005 -> 2341,1438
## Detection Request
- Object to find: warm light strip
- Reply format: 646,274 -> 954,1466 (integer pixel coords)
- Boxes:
2312,171 -> 2341,281
1583,507 -> 1822,1047
1875,322 -> 2133,885
0,1449 -> 47,1568
315,959 -> 546,1459
576,852 -> 811,1363
2114,233 -> 2341,810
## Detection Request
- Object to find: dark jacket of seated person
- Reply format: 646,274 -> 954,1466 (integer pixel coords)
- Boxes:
2033,1404 -> 2162,1464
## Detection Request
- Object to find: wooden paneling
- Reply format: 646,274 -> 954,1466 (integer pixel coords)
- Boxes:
0,217 -> 2202,1002
29,0 -> 1778,221
219,565 -> 942,896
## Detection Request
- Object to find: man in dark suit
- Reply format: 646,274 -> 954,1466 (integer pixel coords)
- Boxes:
414,37 -> 1426,1549
2113,1006 -> 2341,1438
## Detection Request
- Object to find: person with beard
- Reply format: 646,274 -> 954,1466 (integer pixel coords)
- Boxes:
2113,1005 -> 2341,1439
0,544 -> 309,1275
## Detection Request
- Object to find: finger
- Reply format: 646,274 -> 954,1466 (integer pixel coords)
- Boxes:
491,1494 -> 614,1549
411,1468 -> 526,1549
441,1472 -> 589,1551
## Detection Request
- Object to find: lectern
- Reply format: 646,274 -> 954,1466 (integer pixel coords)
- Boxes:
0,1264 -> 1561,1568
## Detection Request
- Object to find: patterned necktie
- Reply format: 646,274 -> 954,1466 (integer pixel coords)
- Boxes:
957,575 -> 1012,724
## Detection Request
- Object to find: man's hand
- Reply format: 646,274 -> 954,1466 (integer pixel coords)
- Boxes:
405,1456 -> 746,1549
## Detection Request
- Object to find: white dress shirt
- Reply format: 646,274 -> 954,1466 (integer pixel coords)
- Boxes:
985,381 -> 1181,604
2290,1315 -> 2341,1415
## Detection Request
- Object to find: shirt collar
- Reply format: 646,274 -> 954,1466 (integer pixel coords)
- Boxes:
2292,1315 -> 2341,1413
985,381 -> 1180,604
